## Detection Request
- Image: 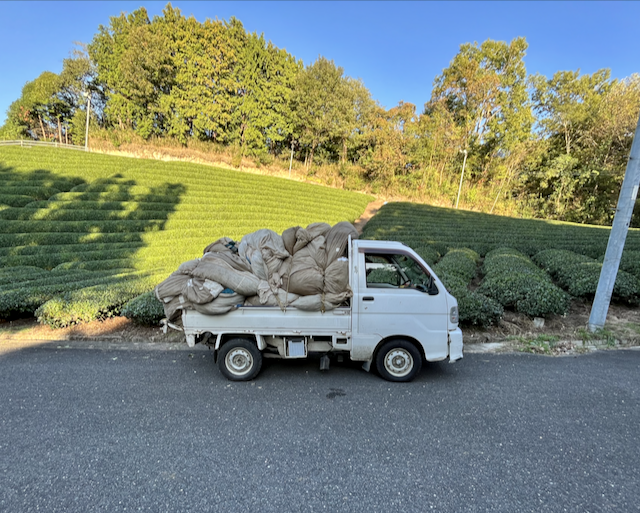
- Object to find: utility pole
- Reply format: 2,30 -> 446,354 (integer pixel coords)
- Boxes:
84,93 -> 91,152
455,149 -> 468,209
588,114 -> 640,331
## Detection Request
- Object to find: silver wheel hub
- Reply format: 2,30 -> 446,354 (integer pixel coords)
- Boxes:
225,348 -> 253,376
384,349 -> 413,377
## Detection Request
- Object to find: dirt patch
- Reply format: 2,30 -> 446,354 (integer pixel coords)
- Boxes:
464,299 -> 640,355
0,317 -> 182,345
353,200 -> 386,235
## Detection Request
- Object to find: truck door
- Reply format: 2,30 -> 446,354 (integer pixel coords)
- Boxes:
354,249 -> 449,361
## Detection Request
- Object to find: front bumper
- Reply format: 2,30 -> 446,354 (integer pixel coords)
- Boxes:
448,328 -> 463,362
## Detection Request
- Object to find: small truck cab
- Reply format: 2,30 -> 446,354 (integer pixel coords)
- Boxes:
181,239 -> 463,382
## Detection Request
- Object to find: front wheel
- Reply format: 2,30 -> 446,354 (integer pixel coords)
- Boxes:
375,339 -> 422,382
218,338 -> 263,381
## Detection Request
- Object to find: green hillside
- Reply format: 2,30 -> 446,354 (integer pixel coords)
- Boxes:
0,147 -> 372,324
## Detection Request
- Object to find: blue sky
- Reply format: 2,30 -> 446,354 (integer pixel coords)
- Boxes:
0,1 -> 638,125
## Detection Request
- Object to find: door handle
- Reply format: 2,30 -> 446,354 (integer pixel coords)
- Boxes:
362,296 -> 374,301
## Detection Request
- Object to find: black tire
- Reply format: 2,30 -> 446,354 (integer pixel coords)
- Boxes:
218,338 -> 263,381
375,339 -> 422,382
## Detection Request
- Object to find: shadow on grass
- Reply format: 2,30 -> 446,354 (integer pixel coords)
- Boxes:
0,164 -> 185,269
0,162 -> 186,320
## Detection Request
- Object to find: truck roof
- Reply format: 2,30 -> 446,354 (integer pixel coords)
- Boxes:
354,239 -> 407,250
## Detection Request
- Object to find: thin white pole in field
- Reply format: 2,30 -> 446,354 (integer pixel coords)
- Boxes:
588,113 -> 640,332
455,149 -> 468,209
84,94 -> 91,152
289,141 -> 294,179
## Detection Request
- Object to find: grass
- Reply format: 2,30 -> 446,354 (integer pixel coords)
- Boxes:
0,146 -> 373,325
515,334 -> 561,355
576,327 -> 618,348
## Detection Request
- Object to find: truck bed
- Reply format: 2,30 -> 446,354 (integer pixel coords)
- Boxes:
182,306 -> 352,347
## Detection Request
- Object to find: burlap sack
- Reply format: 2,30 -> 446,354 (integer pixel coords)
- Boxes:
325,222 -> 358,266
204,250 -> 251,273
287,237 -> 326,295
158,222 -> 355,317
183,278 -> 224,304
281,226 -> 300,255
191,254 -> 260,297
323,258 -> 350,295
193,292 -> 245,315
290,291 -> 351,311
292,222 -> 331,254
203,237 -> 236,255
238,229 -> 290,281
162,295 -> 188,321
244,289 -> 299,307
175,258 -> 201,275
155,273 -> 191,301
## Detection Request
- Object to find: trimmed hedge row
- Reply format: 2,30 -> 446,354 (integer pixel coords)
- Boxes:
0,241 -> 143,258
0,195 -> 37,208
362,202 -> 640,259
619,251 -> 640,281
0,231 -> 143,247
0,248 -> 144,270
36,274 -> 163,328
0,270 -> 139,318
433,248 -> 479,283
533,249 -> 640,302
412,244 -> 441,267
121,291 -> 166,326
433,248 -> 504,327
478,248 -> 570,317
0,208 -> 175,222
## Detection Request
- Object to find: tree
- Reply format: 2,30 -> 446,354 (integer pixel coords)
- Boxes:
89,7 -> 173,137
152,6 -> 239,144
531,69 -> 612,156
227,29 -> 301,156
2,72 -> 65,141
291,57 -> 373,168
359,102 -> 419,189
429,37 -> 533,184
525,69 -> 640,224
59,44 -> 102,145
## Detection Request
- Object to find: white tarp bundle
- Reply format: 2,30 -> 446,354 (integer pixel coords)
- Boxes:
155,222 -> 358,321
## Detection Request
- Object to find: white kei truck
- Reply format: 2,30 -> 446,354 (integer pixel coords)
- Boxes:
179,238 -> 463,382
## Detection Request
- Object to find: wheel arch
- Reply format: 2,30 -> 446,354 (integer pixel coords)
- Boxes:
214,334 -> 261,363
372,335 -> 426,364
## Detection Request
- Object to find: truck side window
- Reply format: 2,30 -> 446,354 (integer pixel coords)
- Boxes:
365,252 -> 436,293
365,254 -> 401,287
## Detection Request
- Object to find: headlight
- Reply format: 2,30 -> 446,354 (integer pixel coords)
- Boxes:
450,306 -> 459,324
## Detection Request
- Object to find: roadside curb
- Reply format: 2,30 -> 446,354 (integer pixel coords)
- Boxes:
0,337 -> 208,355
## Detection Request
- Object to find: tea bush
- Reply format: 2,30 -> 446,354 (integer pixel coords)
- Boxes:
534,249 -> 640,302
121,291 -> 166,326
434,249 -> 503,327
478,248 -> 570,317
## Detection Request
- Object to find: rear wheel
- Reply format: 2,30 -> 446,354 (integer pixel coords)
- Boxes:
218,338 -> 262,381
375,339 -> 422,382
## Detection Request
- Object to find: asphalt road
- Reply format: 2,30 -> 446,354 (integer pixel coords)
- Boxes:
1,342 -> 639,513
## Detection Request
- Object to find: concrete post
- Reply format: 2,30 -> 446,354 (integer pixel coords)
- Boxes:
588,114 -> 640,331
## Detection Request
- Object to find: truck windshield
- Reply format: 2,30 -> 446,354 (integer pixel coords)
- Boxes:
364,253 -> 432,290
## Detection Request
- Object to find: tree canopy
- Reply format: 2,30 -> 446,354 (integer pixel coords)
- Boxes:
2,3 -> 639,226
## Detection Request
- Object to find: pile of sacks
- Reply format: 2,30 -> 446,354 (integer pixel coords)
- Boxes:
155,222 -> 358,321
